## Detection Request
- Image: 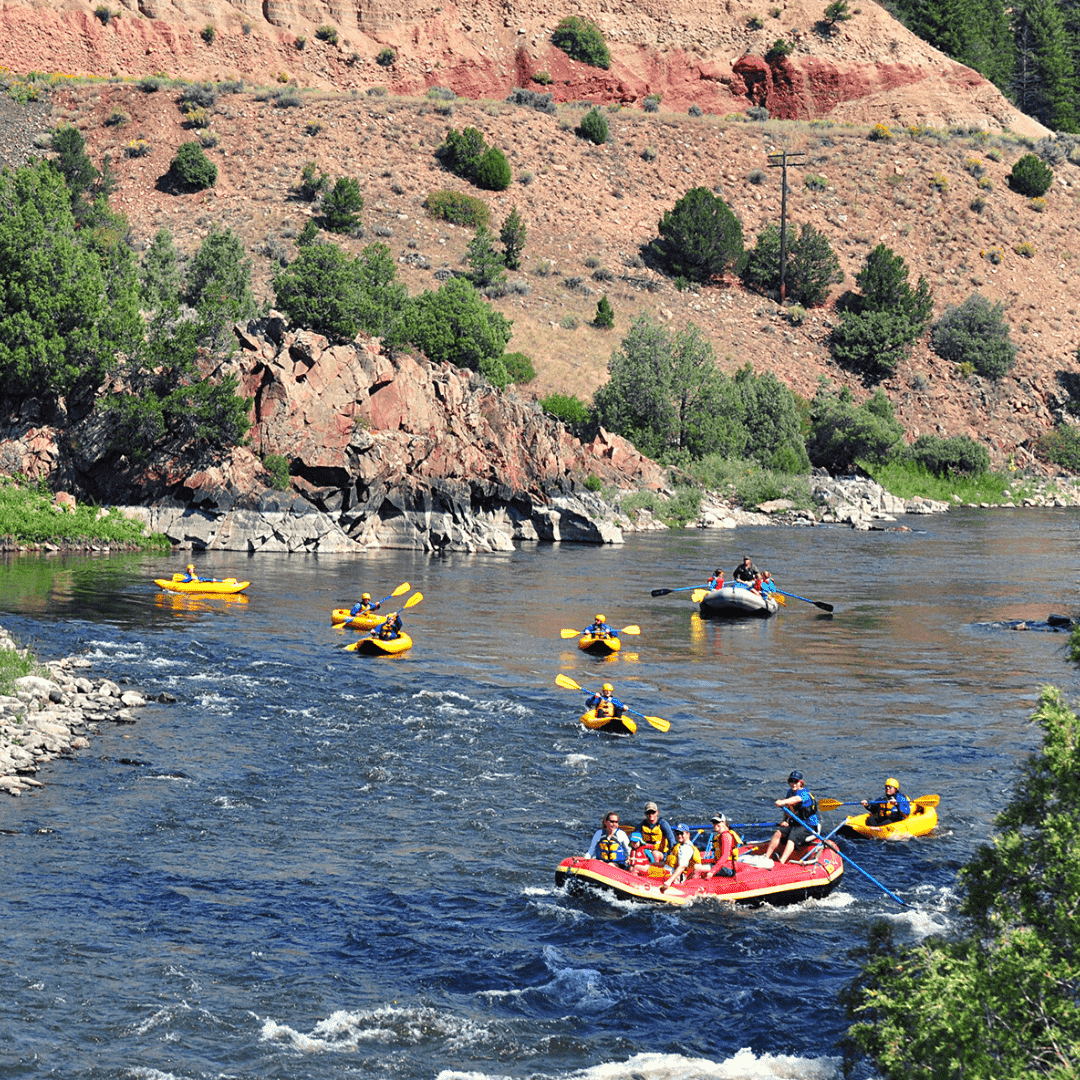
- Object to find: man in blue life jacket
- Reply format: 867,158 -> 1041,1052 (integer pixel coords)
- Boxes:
350,592 -> 381,617
586,613 -> 617,638
375,612 -> 403,640
862,777 -> 911,826
585,682 -> 625,721
586,811 -> 631,867
181,563 -> 199,582
763,770 -> 820,867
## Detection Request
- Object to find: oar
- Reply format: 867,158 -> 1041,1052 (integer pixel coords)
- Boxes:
782,808 -> 905,906
650,586 -> 708,597
559,625 -> 641,638
775,589 -> 833,613
818,794 -> 939,812
375,581 -> 411,607
554,673 -> 669,732
691,589 -> 708,603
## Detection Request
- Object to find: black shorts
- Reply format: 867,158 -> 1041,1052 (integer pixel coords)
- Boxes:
777,820 -> 813,848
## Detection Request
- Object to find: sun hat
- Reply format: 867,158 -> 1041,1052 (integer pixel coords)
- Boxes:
644,801 -> 658,812
629,832 -> 643,845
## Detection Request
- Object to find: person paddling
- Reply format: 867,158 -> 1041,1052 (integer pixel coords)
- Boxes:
182,563 -> 200,583
374,611 -> 403,640
763,770 -> 819,867
351,592 -> 381,617
585,682 -> 626,721
861,777 -> 911,826
586,613 -> 617,639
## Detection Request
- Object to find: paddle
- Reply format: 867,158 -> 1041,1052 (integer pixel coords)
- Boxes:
775,589 -> 834,613
650,586 -> 708,597
559,625 -> 641,638
782,807 -> 905,906
375,581 -> 411,607
554,673 -> 670,732
691,588 -> 708,603
818,794 -> 939,813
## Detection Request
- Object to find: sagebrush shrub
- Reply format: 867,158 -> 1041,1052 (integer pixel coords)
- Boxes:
551,16 -> 610,69
423,189 -> 490,228
930,292 -> 1015,380
578,108 -> 609,145
315,24 -> 338,44
506,88 -> 556,115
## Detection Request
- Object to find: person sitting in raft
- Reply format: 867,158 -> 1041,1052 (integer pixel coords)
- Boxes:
759,571 -> 777,596
374,612 -> 403,641
704,813 -> 740,879
861,777 -> 911,826
350,592 -> 382,617
733,555 -> 758,584
706,569 -> 724,590
627,832 -> 655,875
637,801 -> 676,860
585,682 -> 626,720
763,770 -> 820,867
586,811 -> 631,867
750,572 -> 765,594
659,824 -> 702,891
586,613 -> 617,638
182,563 -> 200,582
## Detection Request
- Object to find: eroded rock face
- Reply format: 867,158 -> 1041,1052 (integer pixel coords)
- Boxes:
0,321 -> 667,553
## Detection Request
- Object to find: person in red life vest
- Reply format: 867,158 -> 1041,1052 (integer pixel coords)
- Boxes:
660,824 -> 702,891
750,572 -> 765,594
705,813 -> 738,879
586,811 -> 631,867
636,801 -> 676,860
627,832 -> 654,876
706,569 -> 724,590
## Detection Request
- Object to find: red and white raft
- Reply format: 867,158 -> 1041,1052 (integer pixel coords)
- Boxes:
555,840 -> 844,907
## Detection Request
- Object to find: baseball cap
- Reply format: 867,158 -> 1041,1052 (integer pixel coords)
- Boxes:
644,801 -> 658,812
676,822 -> 690,833
788,770 -> 803,782
629,832 -> 643,845
711,813 -> 726,823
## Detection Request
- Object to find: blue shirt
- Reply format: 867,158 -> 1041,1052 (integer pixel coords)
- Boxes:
788,787 -> 819,831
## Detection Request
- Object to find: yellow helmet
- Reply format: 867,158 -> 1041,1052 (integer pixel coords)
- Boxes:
602,682 -> 613,693
595,614 -> 605,623
885,777 -> 900,789
362,593 -> 371,600
187,564 -> 195,571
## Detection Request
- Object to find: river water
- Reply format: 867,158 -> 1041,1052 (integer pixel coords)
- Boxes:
0,509 -> 1077,1080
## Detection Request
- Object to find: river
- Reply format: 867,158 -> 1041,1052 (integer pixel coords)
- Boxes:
0,508 -> 1076,1080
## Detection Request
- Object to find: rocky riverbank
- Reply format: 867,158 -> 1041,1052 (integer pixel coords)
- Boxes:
0,626 -> 167,797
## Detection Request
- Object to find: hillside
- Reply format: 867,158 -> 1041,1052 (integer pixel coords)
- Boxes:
0,0 -> 1076,474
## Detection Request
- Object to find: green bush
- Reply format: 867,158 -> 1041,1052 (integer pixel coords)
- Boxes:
651,186 -> 744,283
766,38 -> 792,60
274,241 -> 407,341
184,225 -> 256,345
315,24 -> 338,44
50,124 -> 98,195
320,176 -> 363,233
391,276 -> 512,371
906,434 -> 990,477
423,189 -> 490,228
168,141 -> 217,191
578,107 -> 609,145
1036,425 -> 1080,472
1008,152 -> 1053,197
500,206 -> 526,269
376,47 -> 396,66
830,244 -> 932,382
551,16 -> 611,69
594,295 -> 614,328
264,454 -> 291,489
806,385 -> 905,472
500,351 -> 536,383
140,227 -> 181,312
743,221 -> 842,306
439,126 -> 486,179
930,293 -> 1016,380
474,145 -> 512,190
465,224 -> 507,288
540,392 -> 591,427
295,160 -> 329,201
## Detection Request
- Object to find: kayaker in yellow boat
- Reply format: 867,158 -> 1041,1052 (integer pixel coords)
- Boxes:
586,613 -> 617,639
373,612 -> 403,640
861,777 -> 911,826
182,563 -> 198,582
763,770 -> 820,867
659,824 -> 702,891
585,682 -> 626,721
350,592 -> 381,617
636,801 -> 676,859
704,813 -> 739,879
586,811 -> 631,867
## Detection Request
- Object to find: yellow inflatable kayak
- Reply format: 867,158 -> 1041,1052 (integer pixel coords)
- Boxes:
578,632 -> 621,656
346,633 -> 413,656
155,575 -> 249,595
843,800 -> 938,839
330,608 -> 387,630
580,708 -> 636,735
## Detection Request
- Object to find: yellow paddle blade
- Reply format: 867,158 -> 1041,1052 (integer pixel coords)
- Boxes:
403,591 -> 423,609
691,589 -> 708,603
622,716 -> 637,734
913,794 -> 940,807
560,628 -> 582,639
620,625 -> 641,636
390,582 -> 411,597
775,594 -> 787,605
556,673 -> 583,691
644,715 -> 670,732
818,798 -> 846,811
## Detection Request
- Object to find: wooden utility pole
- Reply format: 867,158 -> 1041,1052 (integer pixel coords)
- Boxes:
767,150 -> 806,301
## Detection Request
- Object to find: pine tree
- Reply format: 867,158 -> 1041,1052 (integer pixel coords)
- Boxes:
499,207 -> 526,270
1012,0 -> 1078,131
